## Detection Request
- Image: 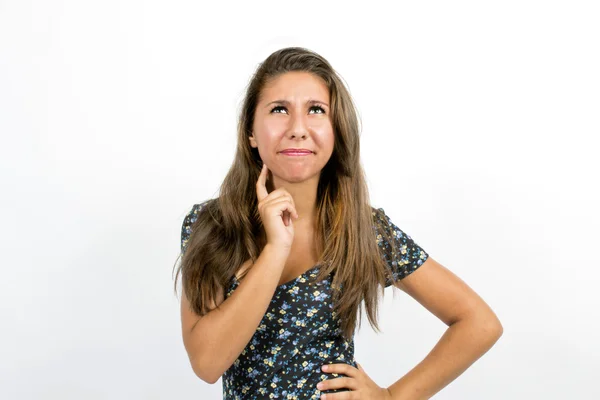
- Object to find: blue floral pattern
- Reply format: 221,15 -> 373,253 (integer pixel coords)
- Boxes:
180,201 -> 429,398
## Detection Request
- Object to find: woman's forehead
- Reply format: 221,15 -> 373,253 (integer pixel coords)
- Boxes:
260,72 -> 329,103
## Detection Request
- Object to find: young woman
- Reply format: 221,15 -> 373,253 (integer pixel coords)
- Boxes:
174,47 -> 503,399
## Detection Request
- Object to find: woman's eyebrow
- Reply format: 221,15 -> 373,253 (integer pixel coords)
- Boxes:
265,99 -> 329,108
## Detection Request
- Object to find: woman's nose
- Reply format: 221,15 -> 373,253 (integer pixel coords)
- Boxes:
288,114 -> 309,139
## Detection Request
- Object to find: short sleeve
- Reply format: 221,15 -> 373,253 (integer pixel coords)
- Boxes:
373,207 -> 429,287
180,201 -> 210,255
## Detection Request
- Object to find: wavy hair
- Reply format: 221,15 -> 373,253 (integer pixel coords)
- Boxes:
173,46 -> 399,341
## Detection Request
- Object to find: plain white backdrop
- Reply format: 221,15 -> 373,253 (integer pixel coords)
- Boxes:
1,1 -> 599,399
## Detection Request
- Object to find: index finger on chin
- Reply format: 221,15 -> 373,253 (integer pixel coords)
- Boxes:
256,163 -> 269,201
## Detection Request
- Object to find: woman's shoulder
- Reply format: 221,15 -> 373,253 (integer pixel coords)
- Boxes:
183,198 -> 215,224
180,198 -> 218,253
369,205 -> 415,239
369,205 -> 389,227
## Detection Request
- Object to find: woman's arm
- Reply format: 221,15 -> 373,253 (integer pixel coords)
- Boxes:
387,257 -> 503,400
180,244 -> 289,384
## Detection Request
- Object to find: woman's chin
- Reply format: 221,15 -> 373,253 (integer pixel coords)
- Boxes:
273,171 -> 319,185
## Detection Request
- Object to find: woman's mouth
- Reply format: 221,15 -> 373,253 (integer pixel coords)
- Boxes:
279,150 -> 313,156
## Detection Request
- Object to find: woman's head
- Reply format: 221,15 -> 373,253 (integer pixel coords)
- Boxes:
249,70 -> 334,186
237,46 -> 361,191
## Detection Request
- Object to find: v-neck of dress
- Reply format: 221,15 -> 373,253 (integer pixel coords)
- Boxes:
232,264 -> 322,290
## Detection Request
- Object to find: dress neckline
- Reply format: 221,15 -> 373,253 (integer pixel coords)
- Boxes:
232,264 -> 322,289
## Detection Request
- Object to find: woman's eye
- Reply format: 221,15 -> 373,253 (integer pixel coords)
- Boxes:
270,105 -> 326,114
271,106 -> 286,113
311,106 -> 326,114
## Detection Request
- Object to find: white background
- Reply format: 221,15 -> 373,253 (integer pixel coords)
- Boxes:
1,1 -> 598,399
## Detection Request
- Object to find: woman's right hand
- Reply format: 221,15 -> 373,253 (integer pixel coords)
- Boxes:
256,163 -> 299,252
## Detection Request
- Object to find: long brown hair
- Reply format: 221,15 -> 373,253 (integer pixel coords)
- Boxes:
173,46 -> 400,341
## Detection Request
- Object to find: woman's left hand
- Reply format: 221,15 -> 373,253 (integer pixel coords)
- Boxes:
317,362 -> 392,399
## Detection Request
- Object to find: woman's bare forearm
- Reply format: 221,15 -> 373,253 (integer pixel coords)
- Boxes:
387,313 -> 503,399
189,244 -> 289,383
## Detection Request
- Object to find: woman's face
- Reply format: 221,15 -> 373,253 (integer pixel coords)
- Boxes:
250,71 -> 334,184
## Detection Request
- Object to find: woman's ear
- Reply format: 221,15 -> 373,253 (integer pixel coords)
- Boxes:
249,134 -> 258,148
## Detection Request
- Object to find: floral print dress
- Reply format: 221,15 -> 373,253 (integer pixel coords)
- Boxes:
180,201 -> 429,399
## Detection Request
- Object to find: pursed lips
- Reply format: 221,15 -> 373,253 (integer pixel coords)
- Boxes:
279,149 -> 313,155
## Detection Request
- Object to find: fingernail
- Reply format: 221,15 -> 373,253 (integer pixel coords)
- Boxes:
322,365 -> 328,371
